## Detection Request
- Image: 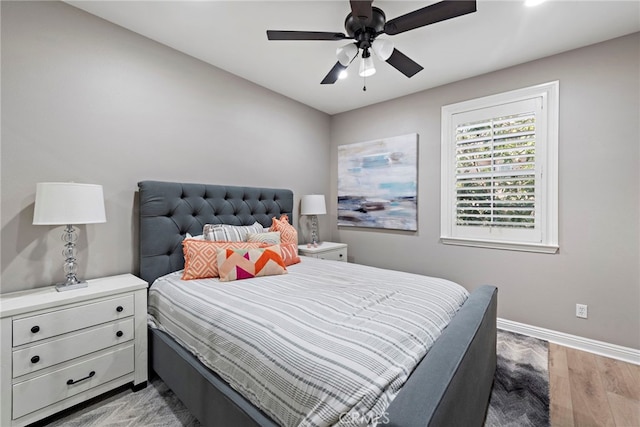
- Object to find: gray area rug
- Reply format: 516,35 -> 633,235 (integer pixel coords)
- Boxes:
485,330 -> 550,427
42,377 -> 199,427
40,330 -> 549,426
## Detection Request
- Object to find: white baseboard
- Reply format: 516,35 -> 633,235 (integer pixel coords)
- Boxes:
497,318 -> 640,365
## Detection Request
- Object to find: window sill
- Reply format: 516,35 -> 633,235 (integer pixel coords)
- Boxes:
440,237 -> 559,254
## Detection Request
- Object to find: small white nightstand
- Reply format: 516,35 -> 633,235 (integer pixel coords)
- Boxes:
0,274 -> 148,427
298,242 -> 348,262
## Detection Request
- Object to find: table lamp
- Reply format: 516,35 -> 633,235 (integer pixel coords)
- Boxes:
33,182 -> 106,291
300,194 -> 326,246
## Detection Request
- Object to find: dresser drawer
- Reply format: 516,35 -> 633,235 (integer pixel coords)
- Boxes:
12,344 -> 134,419
13,295 -> 133,346
12,318 -> 134,377
312,248 -> 347,262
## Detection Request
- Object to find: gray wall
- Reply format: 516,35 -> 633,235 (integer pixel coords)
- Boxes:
1,1 -> 331,292
330,33 -> 640,349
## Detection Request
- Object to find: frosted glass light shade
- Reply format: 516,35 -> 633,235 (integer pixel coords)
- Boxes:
33,182 -> 106,225
372,38 -> 394,61
336,43 -> 358,66
301,195 -> 326,215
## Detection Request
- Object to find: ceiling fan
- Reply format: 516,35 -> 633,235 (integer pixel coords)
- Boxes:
266,0 -> 477,85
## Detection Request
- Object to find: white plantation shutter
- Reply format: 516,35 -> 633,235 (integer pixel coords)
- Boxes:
441,83 -> 559,253
456,108 -> 537,229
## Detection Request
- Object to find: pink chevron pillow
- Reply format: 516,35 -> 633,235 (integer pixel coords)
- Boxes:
217,245 -> 287,282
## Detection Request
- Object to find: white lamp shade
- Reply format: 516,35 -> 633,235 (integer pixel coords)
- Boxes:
33,182 -> 106,225
372,38 -> 394,61
301,195 -> 327,215
336,43 -> 358,66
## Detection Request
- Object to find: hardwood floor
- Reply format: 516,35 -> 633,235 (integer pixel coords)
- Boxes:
549,343 -> 640,426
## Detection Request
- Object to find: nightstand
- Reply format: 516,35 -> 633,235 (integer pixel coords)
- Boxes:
298,242 -> 348,262
0,274 -> 148,427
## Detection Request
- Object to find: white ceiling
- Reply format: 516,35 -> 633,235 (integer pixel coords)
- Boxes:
66,0 -> 640,115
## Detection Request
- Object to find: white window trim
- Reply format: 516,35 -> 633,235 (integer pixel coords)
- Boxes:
440,81 -> 559,254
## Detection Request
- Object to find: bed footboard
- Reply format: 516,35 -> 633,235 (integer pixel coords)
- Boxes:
149,328 -> 278,427
385,285 -> 498,427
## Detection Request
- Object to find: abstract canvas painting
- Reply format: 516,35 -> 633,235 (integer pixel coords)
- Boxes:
338,133 -> 418,230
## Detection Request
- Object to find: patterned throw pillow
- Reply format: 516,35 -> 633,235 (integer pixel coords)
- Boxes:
279,242 -> 301,266
270,214 -> 298,244
203,222 -> 265,242
182,239 -> 265,280
246,231 -> 281,245
217,245 -> 287,282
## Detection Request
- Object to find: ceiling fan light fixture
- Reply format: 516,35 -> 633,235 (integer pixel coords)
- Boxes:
336,43 -> 358,66
372,38 -> 394,61
268,0 -> 477,85
338,70 -> 348,79
359,55 -> 376,77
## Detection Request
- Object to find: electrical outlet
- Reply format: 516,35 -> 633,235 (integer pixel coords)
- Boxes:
576,304 -> 588,319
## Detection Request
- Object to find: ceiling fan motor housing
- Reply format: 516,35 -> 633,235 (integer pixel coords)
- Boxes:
344,7 -> 386,49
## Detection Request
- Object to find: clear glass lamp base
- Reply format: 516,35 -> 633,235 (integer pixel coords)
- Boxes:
55,224 -> 88,292
310,215 -> 320,245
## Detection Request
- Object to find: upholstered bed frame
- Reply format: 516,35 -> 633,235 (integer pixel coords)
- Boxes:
138,180 -> 497,427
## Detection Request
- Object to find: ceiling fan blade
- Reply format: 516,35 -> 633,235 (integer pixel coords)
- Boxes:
349,0 -> 373,23
384,0 -> 476,36
321,62 -> 347,84
267,30 -> 348,41
385,48 -> 424,78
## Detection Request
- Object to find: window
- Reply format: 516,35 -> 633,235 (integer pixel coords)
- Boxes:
441,82 -> 559,253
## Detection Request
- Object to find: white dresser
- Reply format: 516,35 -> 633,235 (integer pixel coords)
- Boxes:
298,242 -> 348,262
0,274 -> 148,426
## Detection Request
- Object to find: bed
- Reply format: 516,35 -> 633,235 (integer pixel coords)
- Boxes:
138,180 -> 497,427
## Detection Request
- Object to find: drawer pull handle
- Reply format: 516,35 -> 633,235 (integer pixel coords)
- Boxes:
116,331 -> 123,337
67,371 -> 95,385
31,326 -> 40,333
31,355 -> 40,364
116,306 -> 124,313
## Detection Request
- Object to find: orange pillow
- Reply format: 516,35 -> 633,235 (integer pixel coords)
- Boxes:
182,239 -> 265,280
270,214 -> 298,245
279,242 -> 301,266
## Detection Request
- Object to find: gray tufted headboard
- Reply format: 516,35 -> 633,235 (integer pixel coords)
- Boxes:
138,181 -> 294,285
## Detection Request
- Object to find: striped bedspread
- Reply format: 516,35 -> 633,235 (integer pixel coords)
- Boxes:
148,257 -> 469,427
